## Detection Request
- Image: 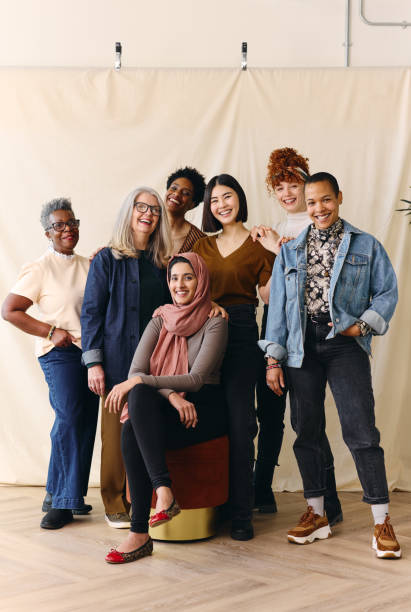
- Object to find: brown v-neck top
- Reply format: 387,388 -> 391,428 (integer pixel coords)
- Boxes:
192,234 -> 275,306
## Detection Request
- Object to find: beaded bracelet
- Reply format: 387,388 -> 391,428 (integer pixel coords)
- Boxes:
47,325 -> 56,341
266,363 -> 282,370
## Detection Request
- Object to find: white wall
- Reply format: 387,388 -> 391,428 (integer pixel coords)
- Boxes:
0,0 -> 410,68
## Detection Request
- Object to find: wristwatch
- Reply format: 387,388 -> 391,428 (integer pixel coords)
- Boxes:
355,320 -> 372,337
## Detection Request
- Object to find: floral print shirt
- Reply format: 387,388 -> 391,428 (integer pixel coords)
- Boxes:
304,218 -> 344,315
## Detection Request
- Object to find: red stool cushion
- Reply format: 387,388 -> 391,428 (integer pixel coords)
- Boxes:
126,436 -> 229,510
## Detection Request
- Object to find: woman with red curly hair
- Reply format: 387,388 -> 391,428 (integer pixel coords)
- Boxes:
251,147 -> 342,526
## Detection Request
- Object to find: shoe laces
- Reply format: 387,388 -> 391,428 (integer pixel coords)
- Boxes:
298,506 -> 316,526
376,515 -> 396,541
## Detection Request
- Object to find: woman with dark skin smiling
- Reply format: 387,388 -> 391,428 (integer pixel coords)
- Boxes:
103,253 -> 228,564
2,198 -> 99,530
164,166 -> 206,254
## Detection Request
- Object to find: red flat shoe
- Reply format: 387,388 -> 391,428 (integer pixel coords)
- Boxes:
105,537 -> 153,564
149,498 -> 181,528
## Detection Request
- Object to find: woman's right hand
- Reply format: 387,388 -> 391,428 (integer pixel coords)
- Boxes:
51,328 -> 75,348
88,364 -> 106,396
168,392 -> 198,428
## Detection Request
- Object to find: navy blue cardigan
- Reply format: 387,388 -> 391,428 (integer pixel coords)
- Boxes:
80,247 -> 168,390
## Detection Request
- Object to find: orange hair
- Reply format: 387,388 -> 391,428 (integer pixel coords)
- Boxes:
266,147 -> 310,195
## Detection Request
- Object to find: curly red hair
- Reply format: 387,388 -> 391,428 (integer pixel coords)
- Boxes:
266,147 -> 310,194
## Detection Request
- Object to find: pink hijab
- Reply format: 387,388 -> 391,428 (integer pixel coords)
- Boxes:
149,252 -> 211,380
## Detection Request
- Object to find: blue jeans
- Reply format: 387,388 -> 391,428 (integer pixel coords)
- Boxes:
38,346 -> 99,509
287,318 -> 389,505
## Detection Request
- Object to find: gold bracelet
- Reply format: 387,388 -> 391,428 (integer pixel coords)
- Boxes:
47,325 -> 56,341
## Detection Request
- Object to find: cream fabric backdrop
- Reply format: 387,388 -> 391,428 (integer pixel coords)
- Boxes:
1,68 -> 410,491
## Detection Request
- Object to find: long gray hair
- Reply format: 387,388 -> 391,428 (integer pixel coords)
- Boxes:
109,186 -> 171,268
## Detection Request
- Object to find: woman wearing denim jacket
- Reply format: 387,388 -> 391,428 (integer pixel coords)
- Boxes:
259,172 -> 401,559
81,187 -> 171,528
250,147 -> 341,525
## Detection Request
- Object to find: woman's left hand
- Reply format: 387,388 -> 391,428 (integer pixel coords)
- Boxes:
209,301 -> 229,319
105,377 -> 141,413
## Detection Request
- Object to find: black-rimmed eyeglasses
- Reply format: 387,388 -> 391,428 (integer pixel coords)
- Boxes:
134,202 -> 162,216
46,219 -> 80,232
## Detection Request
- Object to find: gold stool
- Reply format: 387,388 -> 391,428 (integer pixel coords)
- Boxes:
149,507 -> 217,541
149,436 -> 229,542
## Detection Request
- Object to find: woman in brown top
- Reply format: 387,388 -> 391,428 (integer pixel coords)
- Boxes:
103,253 -> 228,564
193,174 -> 275,541
164,166 -> 206,254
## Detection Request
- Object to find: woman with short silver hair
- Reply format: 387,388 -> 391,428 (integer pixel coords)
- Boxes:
2,198 -> 99,530
81,186 -> 172,528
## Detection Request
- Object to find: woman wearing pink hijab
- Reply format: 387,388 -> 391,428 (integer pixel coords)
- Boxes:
103,252 -> 228,564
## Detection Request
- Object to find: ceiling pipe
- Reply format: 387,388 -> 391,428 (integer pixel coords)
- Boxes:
360,0 -> 411,29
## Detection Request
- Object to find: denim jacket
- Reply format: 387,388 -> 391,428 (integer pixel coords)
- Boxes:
258,219 -> 398,367
81,248 -> 168,389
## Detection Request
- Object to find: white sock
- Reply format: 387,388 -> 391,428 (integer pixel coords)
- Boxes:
371,503 -> 389,525
307,496 -> 324,517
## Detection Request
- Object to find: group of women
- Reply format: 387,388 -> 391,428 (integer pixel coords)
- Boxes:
2,147 -> 342,564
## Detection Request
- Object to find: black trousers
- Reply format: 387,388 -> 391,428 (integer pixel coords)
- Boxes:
287,319 -> 389,504
121,383 -> 227,533
222,304 -> 259,522
255,305 -> 336,496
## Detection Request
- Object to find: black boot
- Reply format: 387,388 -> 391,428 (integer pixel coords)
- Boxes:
253,463 -> 278,514
231,519 -> 254,541
40,508 -> 73,530
42,492 -> 92,516
324,467 -> 343,526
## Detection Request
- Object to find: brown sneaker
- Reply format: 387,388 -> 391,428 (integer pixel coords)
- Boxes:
287,506 -> 331,544
373,515 -> 401,559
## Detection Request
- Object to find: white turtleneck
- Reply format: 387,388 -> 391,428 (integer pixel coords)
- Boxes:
273,211 -> 311,239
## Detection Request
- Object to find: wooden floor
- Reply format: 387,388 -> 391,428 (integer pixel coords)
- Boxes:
0,488 -> 410,612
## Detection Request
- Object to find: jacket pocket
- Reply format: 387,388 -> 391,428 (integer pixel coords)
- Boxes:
284,266 -> 298,300
338,253 -> 369,304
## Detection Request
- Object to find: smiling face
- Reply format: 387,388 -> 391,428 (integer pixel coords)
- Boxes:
273,180 -> 306,214
169,261 -> 198,305
131,192 -> 161,238
305,180 -> 342,230
45,209 -> 79,255
209,184 -> 240,227
165,177 -> 195,218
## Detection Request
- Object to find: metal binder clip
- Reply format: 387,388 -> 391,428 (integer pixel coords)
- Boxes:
115,42 -> 122,71
241,42 -> 247,70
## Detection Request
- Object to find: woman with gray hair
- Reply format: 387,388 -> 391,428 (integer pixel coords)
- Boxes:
2,198 -> 99,530
81,187 -> 171,528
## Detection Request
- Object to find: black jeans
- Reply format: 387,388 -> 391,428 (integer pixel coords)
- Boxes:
222,304 -> 259,522
121,383 -> 227,533
255,306 -> 336,495
287,318 -> 389,504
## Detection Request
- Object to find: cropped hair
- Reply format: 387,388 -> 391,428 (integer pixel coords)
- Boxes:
266,147 -> 310,194
109,187 -> 171,268
40,198 -> 74,230
166,166 -> 206,208
202,174 -> 248,233
304,172 -> 340,197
